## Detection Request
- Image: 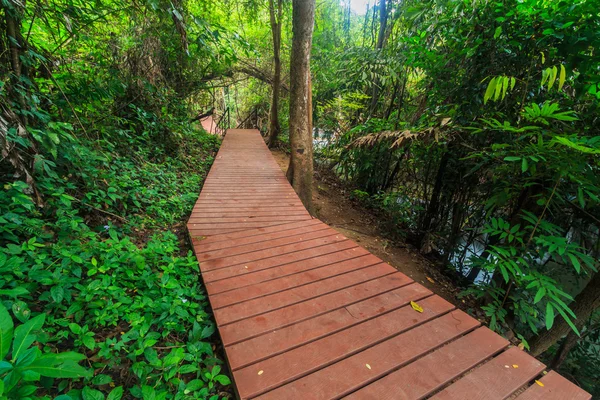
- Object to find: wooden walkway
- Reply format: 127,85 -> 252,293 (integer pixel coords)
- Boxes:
187,129 -> 591,400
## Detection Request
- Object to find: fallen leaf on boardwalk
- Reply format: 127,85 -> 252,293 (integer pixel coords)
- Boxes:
426,276 -> 435,283
512,364 -> 519,369
504,365 -> 510,369
518,342 -> 525,350
365,364 -> 371,370
535,380 -> 544,387
257,370 -> 264,375
410,301 -> 424,313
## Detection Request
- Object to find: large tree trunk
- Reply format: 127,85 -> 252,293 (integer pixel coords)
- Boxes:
265,0 -> 283,148
530,272 -> 600,357
368,0 -> 387,115
287,0 -> 315,212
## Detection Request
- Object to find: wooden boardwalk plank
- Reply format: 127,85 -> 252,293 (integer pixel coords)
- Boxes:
214,263 -> 396,325
185,129 -> 590,400
219,273 -> 413,346
253,310 -> 479,400
205,247 -> 370,294
514,371 -> 592,400
345,327 -> 509,399
429,347 -> 545,400
226,283 -> 432,370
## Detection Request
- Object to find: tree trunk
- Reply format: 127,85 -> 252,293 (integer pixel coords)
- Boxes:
265,0 -> 283,148
368,0 -> 387,115
287,0 -> 315,212
530,272 -> 600,357
4,2 -> 28,126
418,149 -> 450,250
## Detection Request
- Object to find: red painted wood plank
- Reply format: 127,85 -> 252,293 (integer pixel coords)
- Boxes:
249,309 -> 479,400
214,263 -> 396,325
235,295 -> 458,399
200,234 -> 349,271
514,371 -> 591,400
219,273 -> 413,346
205,247 -> 370,294
201,241 -> 360,283
192,220 -> 318,244
210,254 -> 383,307
346,327 -> 509,400
195,228 -> 337,261
429,347 -> 546,400
192,222 -> 326,253
226,283 -> 432,370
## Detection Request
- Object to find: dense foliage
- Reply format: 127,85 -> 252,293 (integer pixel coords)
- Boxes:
308,0 -> 600,395
0,0 -> 236,398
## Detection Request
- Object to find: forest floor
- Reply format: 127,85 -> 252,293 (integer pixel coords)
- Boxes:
270,149 -> 470,312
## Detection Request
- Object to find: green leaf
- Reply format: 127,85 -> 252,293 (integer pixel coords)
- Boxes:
534,287 -> 546,304
82,386 -> 105,400
26,359 -> 92,378
0,304 -> 13,360
51,286 -> 64,303
501,76 -> 509,99
214,375 -> 231,385
12,313 -> 45,360
484,77 -> 496,104
567,253 -> 581,273
558,64 -> 566,91
548,66 -> 558,89
141,385 -> 156,400
494,76 -> 503,101
510,77 -> 516,90
107,387 -> 124,400
545,303 -> 554,330
521,157 -> 528,173
92,374 -> 113,385
494,26 -> 502,39
504,156 -> 521,162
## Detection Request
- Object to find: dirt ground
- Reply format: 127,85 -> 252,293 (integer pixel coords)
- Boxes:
270,149 -> 467,309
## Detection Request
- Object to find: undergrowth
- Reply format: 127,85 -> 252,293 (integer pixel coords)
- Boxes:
0,113 -> 228,399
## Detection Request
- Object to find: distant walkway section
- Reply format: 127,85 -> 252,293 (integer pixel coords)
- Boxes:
187,129 -> 590,400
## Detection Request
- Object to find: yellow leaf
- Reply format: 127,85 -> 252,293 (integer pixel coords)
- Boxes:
365,364 -> 371,370
410,301 -> 424,313
426,276 -> 435,283
258,370 -> 264,375
558,64 -> 566,91
535,380 -> 545,387
512,364 -> 519,369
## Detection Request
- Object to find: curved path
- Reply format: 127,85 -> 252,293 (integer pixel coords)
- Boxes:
187,129 -> 590,400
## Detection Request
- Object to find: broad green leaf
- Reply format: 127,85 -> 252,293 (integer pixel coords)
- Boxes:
540,52 -> 545,64
533,287 -> 546,304
107,387 -> 124,400
558,64 -> 566,90
494,77 -> 503,101
25,359 -> 92,378
214,375 -> 231,385
502,76 -> 509,99
12,313 -> 44,360
0,304 -> 13,360
521,157 -> 528,173
494,26 -> 502,39
510,77 -> 516,90
504,156 -> 521,162
82,386 -> 105,400
484,77 -> 496,104
545,303 -> 554,330
142,385 -> 156,400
